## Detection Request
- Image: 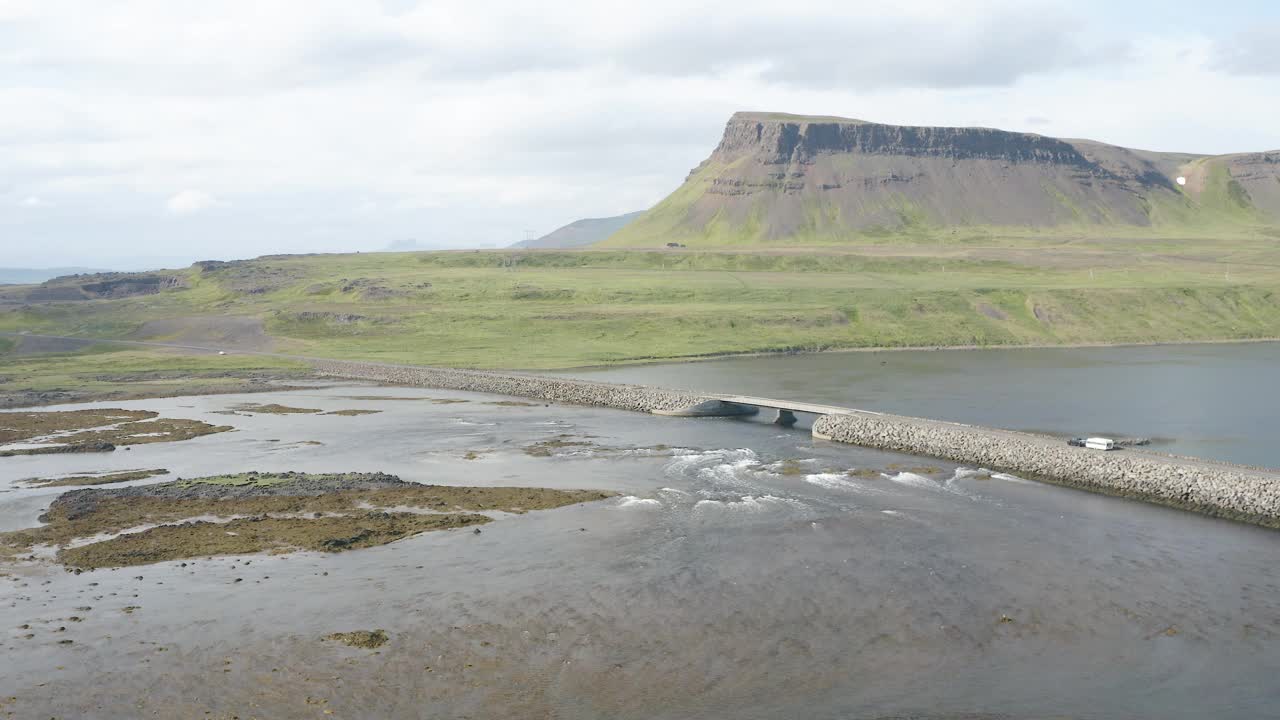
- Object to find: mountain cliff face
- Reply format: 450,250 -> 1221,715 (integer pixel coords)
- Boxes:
603,112 -> 1280,246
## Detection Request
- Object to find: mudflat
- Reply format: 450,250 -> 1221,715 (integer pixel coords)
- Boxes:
0,408 -> 230,451
1,471 -> 613,569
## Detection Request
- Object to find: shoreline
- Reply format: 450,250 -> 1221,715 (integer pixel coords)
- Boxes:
5,329 -> 1280,377
536,336 -> 1280,372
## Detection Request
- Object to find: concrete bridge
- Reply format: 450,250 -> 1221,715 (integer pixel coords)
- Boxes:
653,394 -> 882,427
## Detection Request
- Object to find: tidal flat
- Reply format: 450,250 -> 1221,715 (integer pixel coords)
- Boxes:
22,468 -> 170,487
0,407 -> 230,455
1,385 -> 1279,719
2,471 -> 609,569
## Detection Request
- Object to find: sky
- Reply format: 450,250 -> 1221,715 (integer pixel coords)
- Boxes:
2,0 -> 1280,268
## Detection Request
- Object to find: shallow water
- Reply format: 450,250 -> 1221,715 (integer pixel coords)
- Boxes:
553,342 -> 1280,468
1,386 -> 1278,718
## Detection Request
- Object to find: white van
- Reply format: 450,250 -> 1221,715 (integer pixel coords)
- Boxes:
1085,437 -> 1116,451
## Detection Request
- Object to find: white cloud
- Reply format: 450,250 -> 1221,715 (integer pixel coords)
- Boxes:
166,189 -> 216,215
20,195 -> 50,207
0,1 -> 1278,265
1209,25 -> 1280,75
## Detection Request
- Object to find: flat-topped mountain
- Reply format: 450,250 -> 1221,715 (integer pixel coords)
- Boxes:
603,111 -> 1280,246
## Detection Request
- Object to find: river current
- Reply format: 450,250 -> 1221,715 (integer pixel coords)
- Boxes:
1,379 -> 1277,718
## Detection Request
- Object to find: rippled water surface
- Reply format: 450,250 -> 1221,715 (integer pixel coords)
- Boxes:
1,385 -> 1278,719
554,342 -> 1280,467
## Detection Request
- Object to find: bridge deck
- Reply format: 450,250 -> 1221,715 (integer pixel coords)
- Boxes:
712,395 -> 881,417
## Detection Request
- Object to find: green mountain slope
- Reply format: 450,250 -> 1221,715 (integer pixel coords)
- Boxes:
604,112 -> 1280,247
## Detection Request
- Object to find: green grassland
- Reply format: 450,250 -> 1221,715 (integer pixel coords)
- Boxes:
0,347 -> 310,407
3,240 -> 1280,397
604,202 -> 1280,249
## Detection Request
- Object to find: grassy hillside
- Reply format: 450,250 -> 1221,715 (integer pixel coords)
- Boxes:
3,240 -> 1280,394
605,160 -> 1280,249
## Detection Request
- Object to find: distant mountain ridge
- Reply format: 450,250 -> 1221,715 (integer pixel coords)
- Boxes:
514,211 -> 644,248
602,111 -> 1280,246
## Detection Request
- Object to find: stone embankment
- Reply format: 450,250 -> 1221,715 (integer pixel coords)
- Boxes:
813,413 -> 1280,528
311,360 -> 712,414
313,359 -> 1280,528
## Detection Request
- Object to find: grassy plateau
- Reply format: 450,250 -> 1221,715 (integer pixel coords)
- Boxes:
3,238 -> 1280,402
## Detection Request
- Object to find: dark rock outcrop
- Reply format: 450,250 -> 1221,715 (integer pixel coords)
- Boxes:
0,271 -> 185,304
78,275 -> 182,298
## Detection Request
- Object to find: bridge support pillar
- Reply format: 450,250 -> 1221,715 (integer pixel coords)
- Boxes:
773,409 -> 798,427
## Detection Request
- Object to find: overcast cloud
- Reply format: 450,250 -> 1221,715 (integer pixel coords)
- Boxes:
1210,25 -> 1280,75
2,0 -> 1279,267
